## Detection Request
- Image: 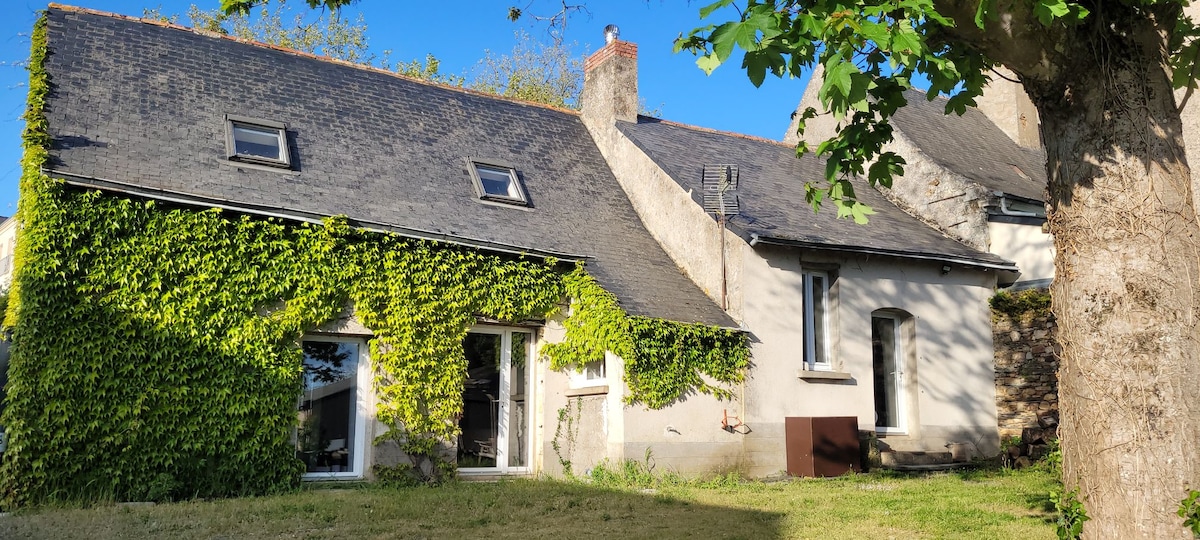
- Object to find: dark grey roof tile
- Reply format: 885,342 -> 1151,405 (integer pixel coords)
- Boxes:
618,118 -> 1014,269
893,91 -> 1047,202
42,7 -> 734,327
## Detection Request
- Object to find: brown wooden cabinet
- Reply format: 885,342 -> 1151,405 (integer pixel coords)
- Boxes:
785,416 -> 861,477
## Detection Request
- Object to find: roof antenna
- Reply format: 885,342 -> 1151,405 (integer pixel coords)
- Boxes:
603,24 -> 620,44
702,164 -> 740,311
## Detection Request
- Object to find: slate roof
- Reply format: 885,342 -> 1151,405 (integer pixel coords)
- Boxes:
892,91 -> 1048,202
40,6 -> 735,327
618,118 -> 1016,270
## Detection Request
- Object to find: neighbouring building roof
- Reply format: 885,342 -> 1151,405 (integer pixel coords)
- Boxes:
40,6 -> 735,327
892,91 -> 1048,202
618,118 -> 1017,270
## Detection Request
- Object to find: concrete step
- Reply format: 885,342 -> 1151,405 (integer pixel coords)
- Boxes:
880,450 -> 954,468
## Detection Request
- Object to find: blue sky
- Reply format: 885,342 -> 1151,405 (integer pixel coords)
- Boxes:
0,1 -> 814,216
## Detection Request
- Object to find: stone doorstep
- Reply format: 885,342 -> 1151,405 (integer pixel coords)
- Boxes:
879,450 -> 955,468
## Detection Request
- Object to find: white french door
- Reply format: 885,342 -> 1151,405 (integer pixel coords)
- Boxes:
458,327 -> 533,474
872,315 -> 906,434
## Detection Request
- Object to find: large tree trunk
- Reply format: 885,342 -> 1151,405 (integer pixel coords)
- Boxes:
1027,16 -> 1200,539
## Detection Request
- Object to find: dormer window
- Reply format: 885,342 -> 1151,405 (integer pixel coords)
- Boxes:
468,158 -> 528,205
225,115 -> 290,168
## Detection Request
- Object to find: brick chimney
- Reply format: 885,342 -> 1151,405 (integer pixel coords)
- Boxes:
581,25 -> 638,126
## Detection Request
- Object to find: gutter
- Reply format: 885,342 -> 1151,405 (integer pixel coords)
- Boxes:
747,233 -> 1018,272
41,167 -> 589,263
994,191 -> 1040,218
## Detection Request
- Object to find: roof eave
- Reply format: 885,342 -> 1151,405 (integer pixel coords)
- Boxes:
43,167 -> 590,263
746,232 -> 1019,272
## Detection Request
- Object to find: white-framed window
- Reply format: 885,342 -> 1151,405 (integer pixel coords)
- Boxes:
570,353 -> 608,388
802,270 -> 831,370
467,158 -> 528,205
297,336 -> 370,480
224,114 -> 291,168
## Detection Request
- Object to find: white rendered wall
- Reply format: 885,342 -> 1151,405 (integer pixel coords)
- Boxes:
988,221 -> 1055,286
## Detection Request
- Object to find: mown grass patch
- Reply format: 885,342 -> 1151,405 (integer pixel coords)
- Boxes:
0,467 -> 1057,539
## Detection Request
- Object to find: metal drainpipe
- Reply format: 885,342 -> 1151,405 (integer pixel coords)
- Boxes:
996,192 -> 1039,217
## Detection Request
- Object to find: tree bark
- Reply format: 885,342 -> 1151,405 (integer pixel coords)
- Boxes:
1026,14 -> 1200,538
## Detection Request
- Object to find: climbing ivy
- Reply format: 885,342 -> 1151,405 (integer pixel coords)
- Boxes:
543,269 -> 749,409
0,12 -> 750,505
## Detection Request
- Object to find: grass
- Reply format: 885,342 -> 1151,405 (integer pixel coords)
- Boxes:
0,467 -> 1058,539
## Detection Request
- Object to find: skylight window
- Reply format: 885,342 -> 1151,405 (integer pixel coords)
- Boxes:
224,115 -> 290,168
468,159 -> 528,205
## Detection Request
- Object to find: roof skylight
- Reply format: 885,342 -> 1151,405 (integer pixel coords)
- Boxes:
468,159 -> 528,205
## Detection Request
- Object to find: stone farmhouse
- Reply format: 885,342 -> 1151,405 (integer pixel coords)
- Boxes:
3,5 -> 1025,491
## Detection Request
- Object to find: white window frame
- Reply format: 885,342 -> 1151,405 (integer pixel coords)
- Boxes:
569,352 -> 609,388
298,335 -> 371,481
458,326 -> 536,475
466,157 -> 528,205
872,313 -> 907,435
224,114 -> 291,168
802,270 -> 832,371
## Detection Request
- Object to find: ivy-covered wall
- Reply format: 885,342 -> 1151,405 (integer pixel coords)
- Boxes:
0,13 -> 749,505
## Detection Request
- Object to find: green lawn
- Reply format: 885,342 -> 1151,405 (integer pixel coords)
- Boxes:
0,468 -> 1058,539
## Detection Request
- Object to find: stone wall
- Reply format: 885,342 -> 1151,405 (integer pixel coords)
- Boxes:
993,312 -> 1059,438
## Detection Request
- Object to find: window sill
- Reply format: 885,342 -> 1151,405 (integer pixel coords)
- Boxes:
217,158 -> 300,175
475,197 -> 534,211
301,473 -> 364,482
797,370 -> 852,381
565,385 -> 608,397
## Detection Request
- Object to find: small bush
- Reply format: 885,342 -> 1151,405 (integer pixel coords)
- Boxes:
990,288 -> 1052,319
1180,490 -> 1200,538
143,473 -> 181,503
588,453 -> 657,489
1052,488 -> 1089,540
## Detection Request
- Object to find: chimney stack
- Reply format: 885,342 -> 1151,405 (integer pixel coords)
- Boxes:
581,25 -> 638,125
975,67 -> 1041,149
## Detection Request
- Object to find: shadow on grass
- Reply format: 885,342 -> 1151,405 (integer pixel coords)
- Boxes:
0,478 -> 787,540
1027,491 -> 1058,524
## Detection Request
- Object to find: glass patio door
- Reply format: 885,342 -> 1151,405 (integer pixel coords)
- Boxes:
458,328 -> 532,473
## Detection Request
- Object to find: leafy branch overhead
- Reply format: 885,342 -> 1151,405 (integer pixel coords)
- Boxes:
672,0 -> 1087,224
221,0 -> 357,16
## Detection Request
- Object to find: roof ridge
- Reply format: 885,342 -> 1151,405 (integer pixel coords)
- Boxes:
636,115 -> 796,149
47,3 -> 582,117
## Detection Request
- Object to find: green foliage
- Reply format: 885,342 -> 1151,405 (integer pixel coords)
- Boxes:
1052,488 -> 1089,540
1,183 -> 566,501
543,268 -> 750,408
1041,438 -> 1062,474
587,448 -> 660,489
1181,490 -> 1200,538
551,398 -> 581,476
470,30 -> 583,109
221,0 -> 356,16
671,0 -> 1091,222
990,288 -> 1053,320
190,1 -> 377,63
372,463 -> 424,488
151,2 -> 464,86
0,291 -> 9,329
392,54 -> 465,87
